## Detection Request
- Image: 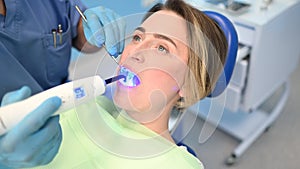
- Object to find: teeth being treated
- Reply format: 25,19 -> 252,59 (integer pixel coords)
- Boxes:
119,66 -> 140,87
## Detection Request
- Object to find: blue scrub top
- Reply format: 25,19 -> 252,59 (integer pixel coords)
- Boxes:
0,0 -> 85,100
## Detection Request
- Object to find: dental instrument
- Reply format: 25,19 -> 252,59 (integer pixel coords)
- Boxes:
75,5 -> 87,22
75,5 -> 120,65
0,67 -> 140,135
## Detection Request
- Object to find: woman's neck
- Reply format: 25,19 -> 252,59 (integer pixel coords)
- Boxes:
143,119 -> 175,143
125,97 -> 181,144
141,106 -> 176,144
0,0 -> 6,16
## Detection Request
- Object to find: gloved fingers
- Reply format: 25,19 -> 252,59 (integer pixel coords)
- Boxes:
82,20 -> 94,44
2,97 -> 61,152
99,8 -> 122,56
0,117 -> 61,168
39,130 -> 62,165
30,116 -> 61,149
111,11 -> 126,56
29,116 -> 62,166
84,10 -> 105,47
83,6 -> 126,56
36,131 -> 62,165
1,86 -> 32,107
21,117 -> 62,168
21,96 -> 62,134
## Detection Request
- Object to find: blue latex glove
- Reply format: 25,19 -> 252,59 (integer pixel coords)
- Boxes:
83,6 -> 126,57
0,86 -> 62,168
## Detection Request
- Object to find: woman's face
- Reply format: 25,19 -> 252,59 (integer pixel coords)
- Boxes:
113,10 -> 189,122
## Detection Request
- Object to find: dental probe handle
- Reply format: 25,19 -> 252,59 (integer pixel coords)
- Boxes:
0,76 -> 106,135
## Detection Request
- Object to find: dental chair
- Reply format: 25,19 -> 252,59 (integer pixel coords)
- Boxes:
171,10 -> 238,157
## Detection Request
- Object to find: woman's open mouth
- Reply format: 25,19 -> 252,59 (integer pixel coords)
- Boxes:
118,66 -> 140,87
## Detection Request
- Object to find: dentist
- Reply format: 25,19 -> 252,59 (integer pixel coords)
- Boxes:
0,0 -> 125,168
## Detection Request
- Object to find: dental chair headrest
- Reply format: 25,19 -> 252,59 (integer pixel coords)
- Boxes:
204,11 -> 238,97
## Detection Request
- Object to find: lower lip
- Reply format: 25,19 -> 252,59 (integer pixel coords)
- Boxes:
118,80 -> 140,88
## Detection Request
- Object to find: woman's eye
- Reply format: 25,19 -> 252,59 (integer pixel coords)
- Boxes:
132,35 -> 142,42
158,45 -> 169,54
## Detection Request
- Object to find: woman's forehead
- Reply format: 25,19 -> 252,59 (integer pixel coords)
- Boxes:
141,10 -> 188,45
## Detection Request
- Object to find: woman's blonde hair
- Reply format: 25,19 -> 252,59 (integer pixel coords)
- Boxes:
143,0 -> 228,109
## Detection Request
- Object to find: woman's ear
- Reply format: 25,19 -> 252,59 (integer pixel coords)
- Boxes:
178,80 -> 187,97
179,88 -> 185,97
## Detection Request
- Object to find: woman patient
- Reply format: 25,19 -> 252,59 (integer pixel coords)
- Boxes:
30,0 -> 227,168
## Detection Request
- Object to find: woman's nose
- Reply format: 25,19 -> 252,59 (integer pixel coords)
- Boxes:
129,52 -> 145,63
123,38 -> 155,64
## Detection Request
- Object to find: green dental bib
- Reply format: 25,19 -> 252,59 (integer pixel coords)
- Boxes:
27,96 -> 203,169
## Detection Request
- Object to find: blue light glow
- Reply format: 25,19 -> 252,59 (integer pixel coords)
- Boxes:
119,66 -> 140,87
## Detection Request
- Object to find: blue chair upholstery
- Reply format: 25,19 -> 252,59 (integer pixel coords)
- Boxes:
205,11 -> 239,97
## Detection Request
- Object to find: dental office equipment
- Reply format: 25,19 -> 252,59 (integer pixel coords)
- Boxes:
182,0 -> 300,165
0,67 -> 140,135
205,0 -> 251,14
260,0 -> 273,10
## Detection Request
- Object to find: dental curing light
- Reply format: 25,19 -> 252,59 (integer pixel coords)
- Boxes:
0,70 -> 140,135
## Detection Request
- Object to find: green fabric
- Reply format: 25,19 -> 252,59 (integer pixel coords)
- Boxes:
27,96 -> 203,169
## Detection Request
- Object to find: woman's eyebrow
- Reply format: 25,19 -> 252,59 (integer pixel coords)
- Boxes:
153,34 -> 177,48
134,27 -> 177,48
135,27 -> 146,33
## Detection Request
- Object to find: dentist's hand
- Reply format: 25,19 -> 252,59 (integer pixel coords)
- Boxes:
0,86 -> 62,168
83,6 -> 126,57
